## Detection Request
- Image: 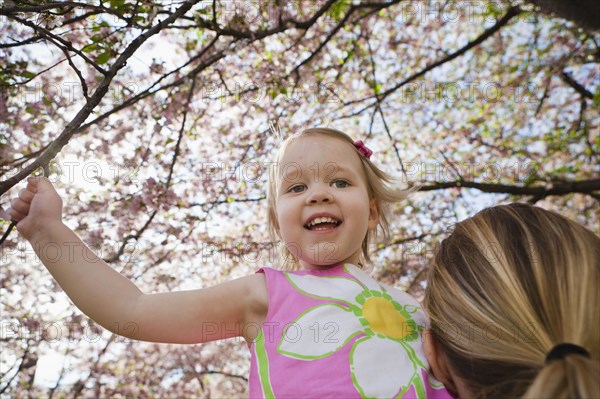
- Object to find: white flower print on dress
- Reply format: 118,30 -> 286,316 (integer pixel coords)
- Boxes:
277,264 -> 430,398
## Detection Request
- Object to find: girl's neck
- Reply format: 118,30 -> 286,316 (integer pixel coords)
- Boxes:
298,260 -> 363,271
299,262 -> 341,271
295,246 -> 364,270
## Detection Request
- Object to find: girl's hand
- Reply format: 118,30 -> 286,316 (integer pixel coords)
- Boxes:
8,176 -> 63,242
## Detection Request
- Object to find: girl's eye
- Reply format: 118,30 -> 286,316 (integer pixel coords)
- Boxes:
332,180 -> 349,188
288,184 -> 306,193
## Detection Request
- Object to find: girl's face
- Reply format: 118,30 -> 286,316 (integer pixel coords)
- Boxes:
275,134 -> 379,269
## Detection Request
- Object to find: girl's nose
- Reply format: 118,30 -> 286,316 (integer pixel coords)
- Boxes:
306,187 -> 333,204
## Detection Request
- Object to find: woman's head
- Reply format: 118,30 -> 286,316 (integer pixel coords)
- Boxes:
424,203 -> 600,398
267,128 -> 408,270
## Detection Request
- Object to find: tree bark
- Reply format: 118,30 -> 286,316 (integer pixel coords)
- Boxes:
525,0 -> 600,31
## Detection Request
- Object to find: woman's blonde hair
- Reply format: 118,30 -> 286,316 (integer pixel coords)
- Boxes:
424,203 -> 600,398
267,127 -> 409,270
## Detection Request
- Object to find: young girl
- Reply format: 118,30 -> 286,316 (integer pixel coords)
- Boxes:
423,204 -> 599,398
8,128 -> 451,398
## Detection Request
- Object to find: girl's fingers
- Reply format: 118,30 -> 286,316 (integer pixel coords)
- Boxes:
4,177 -> 45,222
10,197 -> 30,215
26,176 -> 41,192
7,206 -> 26,221
18,188 -> 35,204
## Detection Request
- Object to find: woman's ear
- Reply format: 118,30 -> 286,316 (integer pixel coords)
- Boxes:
423,329 -> 457,394
367,199 -> 379,230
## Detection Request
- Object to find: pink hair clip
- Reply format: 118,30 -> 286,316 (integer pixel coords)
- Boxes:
353,140 -> 373,159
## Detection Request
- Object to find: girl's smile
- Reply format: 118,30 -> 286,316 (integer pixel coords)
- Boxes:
304,212 -> 342,232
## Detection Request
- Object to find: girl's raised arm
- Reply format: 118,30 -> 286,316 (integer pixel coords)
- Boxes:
8,177 -> 267,344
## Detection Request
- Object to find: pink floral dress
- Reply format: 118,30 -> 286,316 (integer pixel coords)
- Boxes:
248,263 -> 453,398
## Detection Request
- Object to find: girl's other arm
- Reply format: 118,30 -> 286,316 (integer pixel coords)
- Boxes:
8,177 -> 267,344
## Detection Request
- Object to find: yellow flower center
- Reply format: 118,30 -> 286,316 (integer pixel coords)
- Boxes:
362,297 -> 413,339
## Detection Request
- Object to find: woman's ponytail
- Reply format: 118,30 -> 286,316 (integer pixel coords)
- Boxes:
524,356 -> 600,398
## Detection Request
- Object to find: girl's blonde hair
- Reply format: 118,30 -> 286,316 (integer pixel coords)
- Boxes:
424,203 -> 600,398
267,127 -> 409,270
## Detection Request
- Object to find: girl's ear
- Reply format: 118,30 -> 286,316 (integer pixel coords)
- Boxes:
367,199 -> 379,230
423,329 -> 458,394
